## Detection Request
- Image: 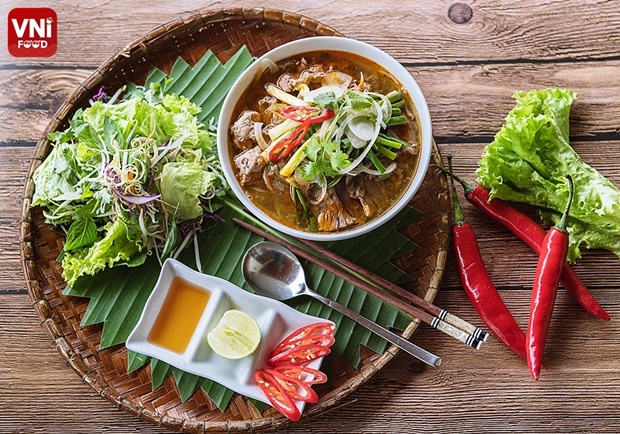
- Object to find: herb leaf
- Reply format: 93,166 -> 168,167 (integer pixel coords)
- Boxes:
64,217 -> 98,251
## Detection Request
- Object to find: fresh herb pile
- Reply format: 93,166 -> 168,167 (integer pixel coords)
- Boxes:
32,81 -> 228,285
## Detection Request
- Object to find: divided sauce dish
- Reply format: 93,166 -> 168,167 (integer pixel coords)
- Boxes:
126,258 -> 332,409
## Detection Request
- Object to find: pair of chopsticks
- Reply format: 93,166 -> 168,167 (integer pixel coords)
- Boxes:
233,218 -> 489,350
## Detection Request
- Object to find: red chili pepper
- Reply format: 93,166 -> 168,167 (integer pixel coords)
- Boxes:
447,158 -> 528,361
269,121 -> 310,163
527,174 -> 575,380
280,106 -> 335,124
462,180 -> 609,322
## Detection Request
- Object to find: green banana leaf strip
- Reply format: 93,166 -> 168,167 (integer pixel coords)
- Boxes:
127,350 -> 149,373
323,207 -> 421,285
63,46 -> 423,410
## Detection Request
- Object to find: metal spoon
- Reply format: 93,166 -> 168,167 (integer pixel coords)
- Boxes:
241,241 -> 441,367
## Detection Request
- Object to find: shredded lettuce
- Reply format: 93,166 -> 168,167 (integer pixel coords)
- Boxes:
32,83 -> 228,285
476,88 -> 620,261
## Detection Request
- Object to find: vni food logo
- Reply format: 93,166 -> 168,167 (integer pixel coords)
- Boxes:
8,8 -> 57,57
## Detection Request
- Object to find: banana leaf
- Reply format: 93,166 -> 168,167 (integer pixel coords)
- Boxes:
64,47 -> 423,410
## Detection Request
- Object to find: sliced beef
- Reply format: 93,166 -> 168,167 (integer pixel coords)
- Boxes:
315,187 -> 355,232
342,175 -> 381,218
231,110 -> 260,150
234,146 -> 266,185
296,64 -> 326,88
276,74 -> 297,93
263,165 -> 288,194
258,96 -> 284,125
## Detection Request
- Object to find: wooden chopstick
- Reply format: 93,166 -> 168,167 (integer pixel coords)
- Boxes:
233,218 -> 484,350
296,237 -> 489,344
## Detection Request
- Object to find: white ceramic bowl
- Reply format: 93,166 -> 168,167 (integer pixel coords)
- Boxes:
217,36 -> 433,241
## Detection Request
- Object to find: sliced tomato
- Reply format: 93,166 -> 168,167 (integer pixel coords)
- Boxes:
269,323 -> 336,358
271,364 -> 328,385
267,343 -> 332,367
254,370 -> 301,421
265,368 -> 319,403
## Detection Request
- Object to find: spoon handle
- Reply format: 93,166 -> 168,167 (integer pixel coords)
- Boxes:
307,290 -> 441,367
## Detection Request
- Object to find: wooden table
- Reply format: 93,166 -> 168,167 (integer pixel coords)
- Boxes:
2,1 -> 619,432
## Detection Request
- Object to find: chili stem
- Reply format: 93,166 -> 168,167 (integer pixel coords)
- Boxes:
447,157 -> 465,224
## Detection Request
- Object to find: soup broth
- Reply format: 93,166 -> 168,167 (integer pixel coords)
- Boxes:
229,50 -> 421,233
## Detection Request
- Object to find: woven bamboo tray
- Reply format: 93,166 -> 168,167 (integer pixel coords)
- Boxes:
20,8 -> 450,433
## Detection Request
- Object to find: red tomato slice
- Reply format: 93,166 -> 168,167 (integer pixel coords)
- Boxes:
267,343 -> 332,367
271,364 -> 328,385
269,323 -> 335,359
254,370 -> 301,421
265,368 -> 319,403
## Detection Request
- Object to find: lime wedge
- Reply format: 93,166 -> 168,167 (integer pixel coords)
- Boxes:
207,309 -> 261,360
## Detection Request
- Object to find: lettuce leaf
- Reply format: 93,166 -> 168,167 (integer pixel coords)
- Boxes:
61,218 -> 144,285
159,161 -> 216,220
476,88 -> 620,261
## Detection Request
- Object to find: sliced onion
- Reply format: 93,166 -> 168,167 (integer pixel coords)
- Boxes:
348,116 -> 375,141
295,83 -> 310,99
113,188 -> 161,205
337,98 -> 383,175
368,91 -> 392,126
345,127 -> 368,149
322,71 -> 352,87
333,112 -> 358,142
253,122 -> 269,149
361,162 -> 397,176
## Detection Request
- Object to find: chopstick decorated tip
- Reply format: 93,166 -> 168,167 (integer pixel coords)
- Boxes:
233,218 -> 485,351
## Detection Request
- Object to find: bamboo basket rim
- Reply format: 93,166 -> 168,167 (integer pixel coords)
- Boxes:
19,7 -> 450,433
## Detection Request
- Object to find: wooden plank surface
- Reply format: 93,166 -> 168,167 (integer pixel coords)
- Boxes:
2,0 -> 620,66
3,61 -> 620,143
2,0 -> 620,433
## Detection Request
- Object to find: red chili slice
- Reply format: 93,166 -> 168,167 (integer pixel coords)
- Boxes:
264,368 -> 319,403
268,334 -> 335,361
254,370 -> 301,421
268,122 -> 310,163
274,323 -> 335,347
270,364 -> 328,385
267,343 -> 332,367
280,106 -> 335,124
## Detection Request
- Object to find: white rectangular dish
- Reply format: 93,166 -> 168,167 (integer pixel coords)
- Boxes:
126,258 -> 332,407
